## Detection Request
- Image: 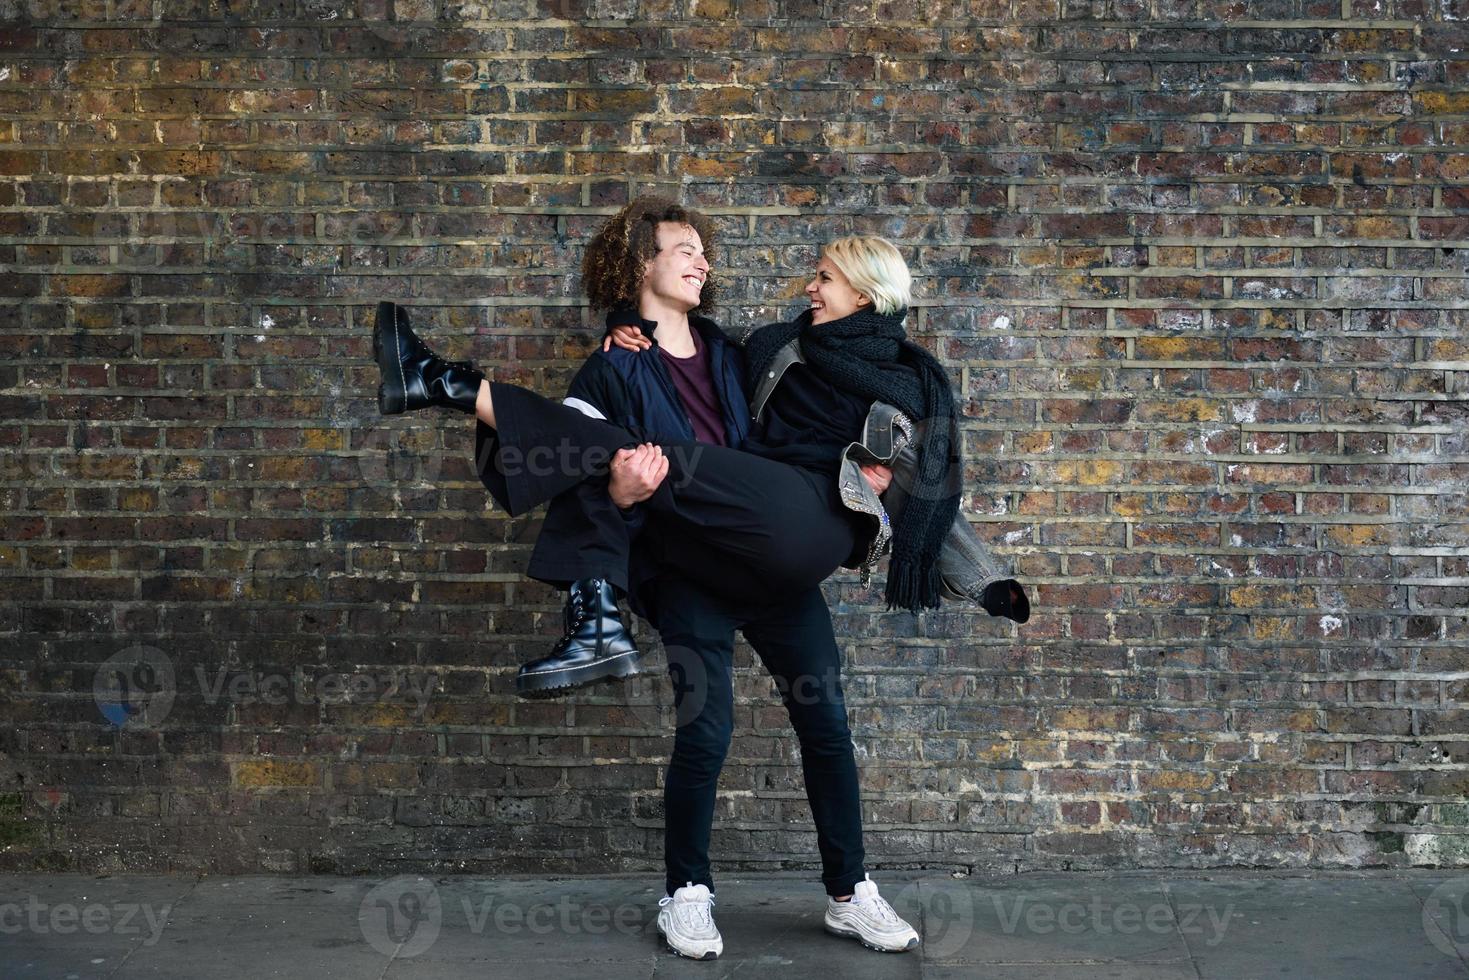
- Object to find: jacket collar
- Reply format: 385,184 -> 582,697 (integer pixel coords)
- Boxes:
605,307 -> 730,349
606,306 -> 658,336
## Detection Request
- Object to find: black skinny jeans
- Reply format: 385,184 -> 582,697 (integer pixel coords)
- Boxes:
646,575 -> 867,899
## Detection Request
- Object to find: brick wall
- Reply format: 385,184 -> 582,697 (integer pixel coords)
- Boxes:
1,0 -> 1466,875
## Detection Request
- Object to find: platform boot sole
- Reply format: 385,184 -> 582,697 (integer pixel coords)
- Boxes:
374,300 -> 407,416
514,649 -> 641,699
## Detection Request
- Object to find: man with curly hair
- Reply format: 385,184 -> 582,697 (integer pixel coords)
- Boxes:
509,196 -> 755,698
504,196 -> 906,958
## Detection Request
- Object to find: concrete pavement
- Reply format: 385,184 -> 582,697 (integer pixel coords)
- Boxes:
4,869 -> 1468,978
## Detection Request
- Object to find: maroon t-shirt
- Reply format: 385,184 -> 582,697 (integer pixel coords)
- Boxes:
659,327 -> 726,447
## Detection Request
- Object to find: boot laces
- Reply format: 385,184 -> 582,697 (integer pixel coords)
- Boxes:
558,581 -> 596,642
560,604 -> 588,642
426,350 -> 475,373
404,321 -> 471,373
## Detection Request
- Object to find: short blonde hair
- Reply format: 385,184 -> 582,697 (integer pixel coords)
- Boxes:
822,235 -> 912,315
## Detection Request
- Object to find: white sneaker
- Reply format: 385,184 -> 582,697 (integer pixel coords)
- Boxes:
824,874 -> 920,952
656,882 -> 722,960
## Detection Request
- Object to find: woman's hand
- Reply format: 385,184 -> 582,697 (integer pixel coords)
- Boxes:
602,325 -> 652,353
860,463 -> 893,495
609,443 -> 668,508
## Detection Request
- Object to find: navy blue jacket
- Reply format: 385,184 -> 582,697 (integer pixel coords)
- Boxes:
563,308 -> 751,447
556,309 -> 751,616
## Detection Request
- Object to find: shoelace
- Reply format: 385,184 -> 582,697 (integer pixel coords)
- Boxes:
658,893 -> 715,930
851,892 -> 902,924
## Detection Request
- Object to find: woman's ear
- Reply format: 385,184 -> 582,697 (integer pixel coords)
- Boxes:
856,292 -> 872,308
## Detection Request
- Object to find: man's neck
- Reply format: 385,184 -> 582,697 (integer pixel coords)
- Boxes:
638,298 -> 696,357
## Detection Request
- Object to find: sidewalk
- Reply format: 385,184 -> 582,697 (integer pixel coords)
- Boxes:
4,869 -> 1467,978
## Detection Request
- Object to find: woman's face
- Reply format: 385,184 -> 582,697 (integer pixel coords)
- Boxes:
641,222 -> 709,312
805,254 -> 869,325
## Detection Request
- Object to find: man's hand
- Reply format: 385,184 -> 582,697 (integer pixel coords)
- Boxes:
860,463 -> 893,495
602,325 -> 652,353
609,443 -> 669,508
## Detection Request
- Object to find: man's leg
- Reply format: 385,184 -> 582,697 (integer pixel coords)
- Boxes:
740,587 -> 867,899
643,577 -> 741,899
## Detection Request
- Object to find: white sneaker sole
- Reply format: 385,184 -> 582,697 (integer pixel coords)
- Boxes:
824,920 -> 920,953
656,922 -> 721,960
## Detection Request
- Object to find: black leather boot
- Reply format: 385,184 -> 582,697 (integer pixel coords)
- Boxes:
515,578 -> 641,698
373,301 -> 484,415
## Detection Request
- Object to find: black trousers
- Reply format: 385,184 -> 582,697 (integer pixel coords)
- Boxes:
477,382 -> 863,605
474,383 -> 871,897
644,575 -> 867,898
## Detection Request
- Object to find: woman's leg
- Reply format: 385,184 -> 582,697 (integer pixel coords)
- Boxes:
473,382 -> 642,517
477,382 -> 860,593
741,587 -> 867,899
641,452 -> 859,599
474,378 -> 496,427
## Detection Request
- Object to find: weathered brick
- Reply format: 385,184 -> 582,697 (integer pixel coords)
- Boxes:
0,2 -> 1461,879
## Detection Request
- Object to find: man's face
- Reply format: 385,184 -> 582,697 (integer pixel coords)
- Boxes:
640,222 -> 709,313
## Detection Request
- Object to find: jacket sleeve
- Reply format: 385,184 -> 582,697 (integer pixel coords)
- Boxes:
562,355 -> 647,529
564,354 -> 630,423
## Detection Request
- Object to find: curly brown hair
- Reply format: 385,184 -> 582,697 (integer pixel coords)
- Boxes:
581,196 -> 717,314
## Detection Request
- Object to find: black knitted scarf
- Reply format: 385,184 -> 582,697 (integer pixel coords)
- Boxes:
744,307 -> 961,612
